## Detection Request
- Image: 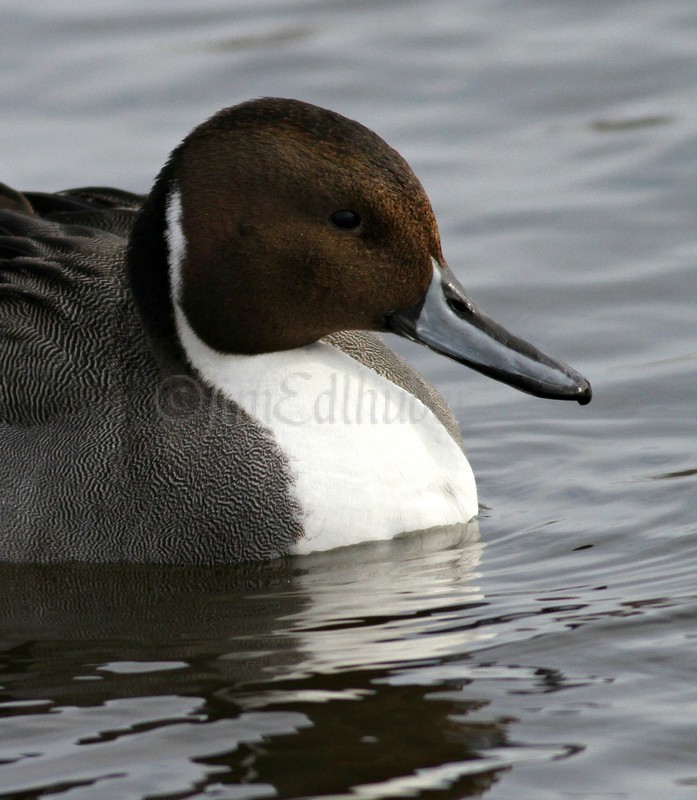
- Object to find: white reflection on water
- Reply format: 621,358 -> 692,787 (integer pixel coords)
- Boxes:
271,523 -> 486,677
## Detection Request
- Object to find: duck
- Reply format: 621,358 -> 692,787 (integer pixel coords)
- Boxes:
0,97 -> 591,564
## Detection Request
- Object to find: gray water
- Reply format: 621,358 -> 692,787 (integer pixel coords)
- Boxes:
1,1 -> 696,797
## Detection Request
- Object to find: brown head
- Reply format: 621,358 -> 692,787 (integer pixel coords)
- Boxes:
170,98 -> 441,353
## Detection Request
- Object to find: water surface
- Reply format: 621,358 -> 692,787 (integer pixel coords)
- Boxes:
1,1 -> 696,797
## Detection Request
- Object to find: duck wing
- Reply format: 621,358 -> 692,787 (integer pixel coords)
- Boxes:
0,184 -> 145,425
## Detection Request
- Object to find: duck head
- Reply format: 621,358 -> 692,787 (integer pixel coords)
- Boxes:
129,97 -> 591,404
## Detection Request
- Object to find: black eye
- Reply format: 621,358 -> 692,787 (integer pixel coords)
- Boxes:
330,210 -> 361,230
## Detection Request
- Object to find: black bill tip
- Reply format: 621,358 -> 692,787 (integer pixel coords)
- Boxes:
576,382 -> 592,405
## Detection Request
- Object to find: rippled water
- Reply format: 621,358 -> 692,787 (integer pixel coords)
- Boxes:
1,1 -> 696,797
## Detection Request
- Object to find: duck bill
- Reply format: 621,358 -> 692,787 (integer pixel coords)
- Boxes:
386,262 -> 592,404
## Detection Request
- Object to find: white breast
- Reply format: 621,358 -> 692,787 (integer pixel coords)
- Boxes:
174,310 -> 477,551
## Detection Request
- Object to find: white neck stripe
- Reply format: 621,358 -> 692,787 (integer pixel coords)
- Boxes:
165,185 -> 185,305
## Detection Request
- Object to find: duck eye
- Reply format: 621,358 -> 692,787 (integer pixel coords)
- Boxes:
330,210 -> 361,230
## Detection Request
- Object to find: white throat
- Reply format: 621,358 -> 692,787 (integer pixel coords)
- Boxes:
165,187 -> 478,553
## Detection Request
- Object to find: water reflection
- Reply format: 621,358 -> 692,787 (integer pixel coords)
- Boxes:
0,524 -> 533,798
275,523 -> 485,676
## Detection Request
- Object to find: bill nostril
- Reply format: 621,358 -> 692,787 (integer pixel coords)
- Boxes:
446,295 -> 470,316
